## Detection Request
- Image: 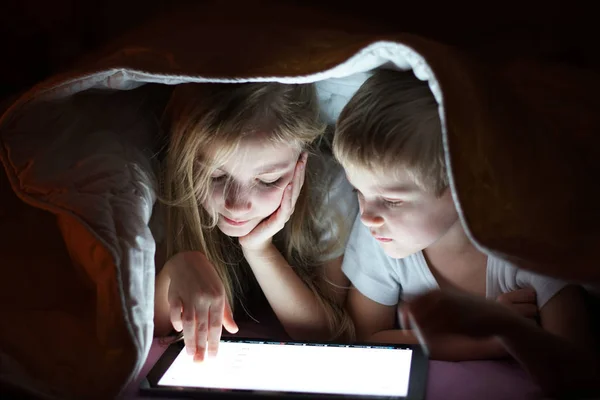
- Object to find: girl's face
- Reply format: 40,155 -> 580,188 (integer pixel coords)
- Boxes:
202,135 -> 301,237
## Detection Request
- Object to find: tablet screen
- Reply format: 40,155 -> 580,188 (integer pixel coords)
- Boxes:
156,339 -> 414,397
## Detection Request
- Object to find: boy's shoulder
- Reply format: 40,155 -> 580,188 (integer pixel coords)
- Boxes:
342,218 -> 438,304
487,254 -> 568,308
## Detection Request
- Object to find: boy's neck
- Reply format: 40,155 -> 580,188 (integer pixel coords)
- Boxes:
424,218 -> 481,261
424,218 -> 488,295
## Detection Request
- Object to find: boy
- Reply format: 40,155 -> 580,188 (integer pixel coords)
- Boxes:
332,69 -> 596,394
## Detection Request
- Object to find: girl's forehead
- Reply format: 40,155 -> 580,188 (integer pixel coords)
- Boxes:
217,135 -> 300,174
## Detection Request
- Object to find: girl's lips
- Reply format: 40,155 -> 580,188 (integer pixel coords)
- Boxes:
222,216 -> 249,226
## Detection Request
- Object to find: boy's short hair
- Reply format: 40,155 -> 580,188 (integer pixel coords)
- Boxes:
333,69 -> 448,196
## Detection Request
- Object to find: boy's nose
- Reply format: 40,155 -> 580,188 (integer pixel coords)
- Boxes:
360,210 -> 384,227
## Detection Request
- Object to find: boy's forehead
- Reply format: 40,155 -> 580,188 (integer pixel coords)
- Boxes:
345,166 -> 418,194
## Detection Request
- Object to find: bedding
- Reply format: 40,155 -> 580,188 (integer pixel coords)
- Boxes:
0,1 -> 598,398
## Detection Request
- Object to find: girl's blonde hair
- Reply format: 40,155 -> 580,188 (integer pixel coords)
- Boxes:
333,69 -> 448,196
161,82 -> 354,340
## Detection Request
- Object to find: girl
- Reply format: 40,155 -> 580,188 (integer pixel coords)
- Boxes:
153,82 -> 357,362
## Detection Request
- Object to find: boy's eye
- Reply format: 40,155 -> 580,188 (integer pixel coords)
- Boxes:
384,199 -> 403,208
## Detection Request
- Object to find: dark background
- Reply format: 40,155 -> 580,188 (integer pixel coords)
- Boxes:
0,0 -> 596,101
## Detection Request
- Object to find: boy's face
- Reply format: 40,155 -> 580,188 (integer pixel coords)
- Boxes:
345,165 -> 458,259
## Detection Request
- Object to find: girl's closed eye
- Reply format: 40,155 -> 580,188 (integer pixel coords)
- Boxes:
258,177 -> 283,188
211,174 -> 227,184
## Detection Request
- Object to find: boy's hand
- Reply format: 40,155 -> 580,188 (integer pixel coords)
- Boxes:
496,288 -> 539,324
239,152 -> 307,252
166,251 -> 239,362
401,290 -> 517,341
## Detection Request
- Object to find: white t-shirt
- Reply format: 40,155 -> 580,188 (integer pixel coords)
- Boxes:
149,156 -> 358,265
342,214 -> 568,309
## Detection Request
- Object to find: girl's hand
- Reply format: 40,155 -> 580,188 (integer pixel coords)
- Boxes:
239,152 -> 307,252
165,251 -> 239,361
400,290 -> 518,340
497,288 -> 539,324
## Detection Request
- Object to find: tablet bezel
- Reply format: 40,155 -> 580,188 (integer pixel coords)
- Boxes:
140,337 -> 427,400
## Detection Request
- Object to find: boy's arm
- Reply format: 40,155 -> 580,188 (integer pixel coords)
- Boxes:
404,288 -> 600,397
537,285 -> 594,350
348,286 -> 507,360
369,330 -> 507,361
498,285 -> 599,397
346,286 -> 397,340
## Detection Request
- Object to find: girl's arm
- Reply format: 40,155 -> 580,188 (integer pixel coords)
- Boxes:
240,154 -> 351,340
243,245 -> 347,340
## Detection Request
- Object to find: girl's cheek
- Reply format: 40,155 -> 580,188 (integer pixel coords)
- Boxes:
259,188 -> 285,211
273,186 -> 287,202
203,188 -> 222,212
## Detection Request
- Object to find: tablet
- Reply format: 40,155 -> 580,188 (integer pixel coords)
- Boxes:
141,337 -> 428,399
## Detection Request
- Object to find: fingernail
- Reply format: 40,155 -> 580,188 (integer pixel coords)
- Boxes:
287,184 -> 292,191
186,347 -> 195,356
300,162 -> 305,170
